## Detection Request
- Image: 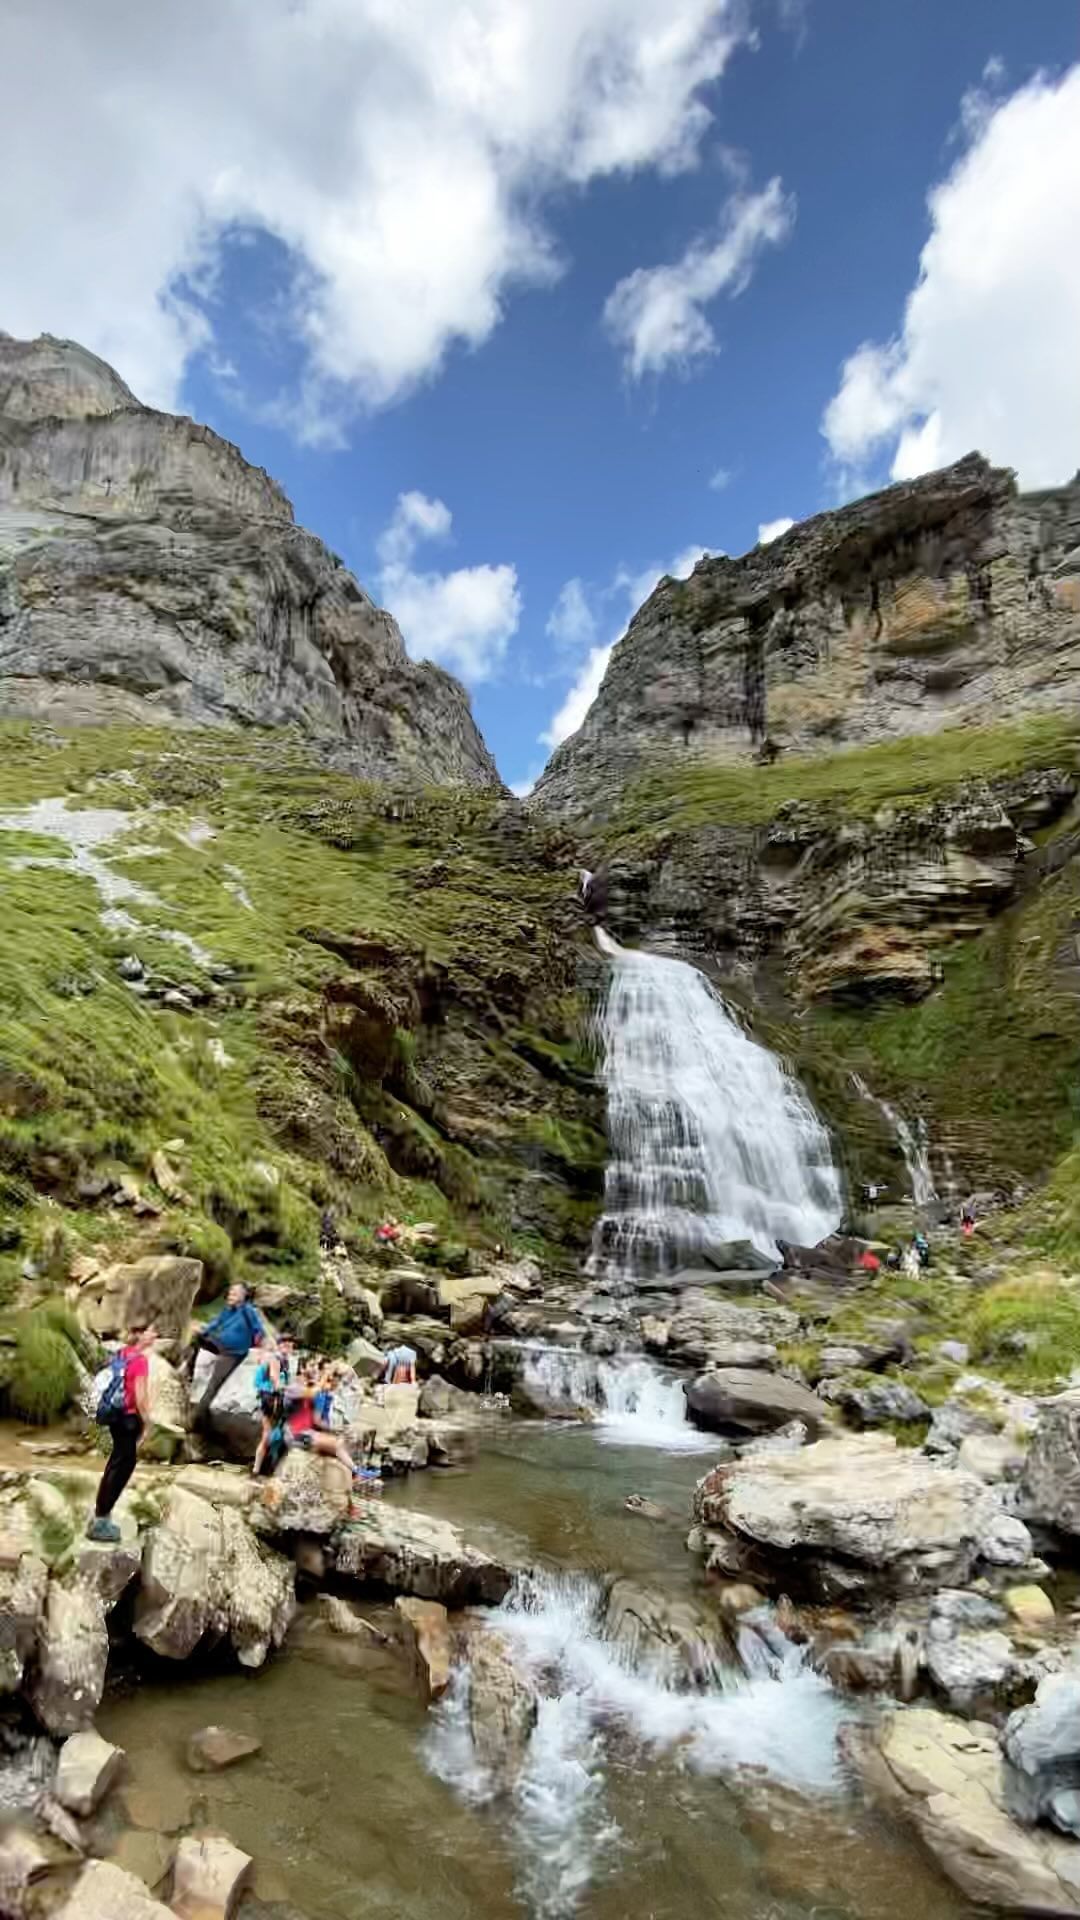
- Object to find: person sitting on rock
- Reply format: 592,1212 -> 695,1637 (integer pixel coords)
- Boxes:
252,1334 -> 295,1478
283,1360 -> 365,1480
186,1281 -> 266,1432
86,1322 -> 157,1543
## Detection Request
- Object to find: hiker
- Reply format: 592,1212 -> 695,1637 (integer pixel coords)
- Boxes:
283,1361 -> 363,1479
185,1281 -> 266,1432
378,1342 -> 417,1387
319,1207 -> 340,1251
961,1199 -> 976,1238
913,1230 -> 931,1269
86,1323 -> 157,1542
252,1335 -> 295,1478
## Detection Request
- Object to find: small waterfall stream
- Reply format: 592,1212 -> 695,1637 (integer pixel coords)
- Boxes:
850,1072 -> 937,1206
591,930 -> 842,1280
520,1346 -> 711,1450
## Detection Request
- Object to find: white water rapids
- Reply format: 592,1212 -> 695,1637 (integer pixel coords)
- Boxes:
520,1345 -> 711,1451
426,1571 -> 844,1920
591,930 -> 842,1279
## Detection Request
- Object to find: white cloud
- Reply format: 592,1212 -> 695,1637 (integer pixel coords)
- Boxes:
542,543 -> 708,746
376,490 -> 521,683
603,178 -> 794,379
0,0 -> 750,425
545,578 -> 597,651
822,64 -> 1080,490
757,515 -> 794,543
708,465 -> 732,490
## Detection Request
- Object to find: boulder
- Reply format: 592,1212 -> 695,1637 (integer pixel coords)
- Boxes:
854,1705 -> 1080,1914
107,1829 -> 173,1892
960,1432 -> 1028,1483
54,1859 -> 177,1919
30,1579 -> 109,1735
259,1449 -> 351,1535
0,1550 -> 48,1692
135,1486 -> 294,1667
685,1368 -> 831,1438
603,1578 -> 727,1688
925,1622 -> 1019,1718
418,1374 -> 453,1419
346,1335 -> 385,1380
467,1631 -> 538,1785
76,1510 -> 142,1611
1024,1392 -> 1080,1535
329,1505 -> 513,1608
81,1256 -> 202,1344
395,1596 -> 452,1701
173,1466 -> 257,1512
170,1833 -> 252,1920
56,1727 -> 125,1815
186,1726 -> 262,1773
691,1434 -> 1035,1604
1006,1586 -> 1056,1632
145,1352 -> 187,1442
199,1350 -> 262,1460
830,1380 -> 931,1428
1005,1675 -> 1080,1836
0,1826 -> 52,1912
666,1292 -> 797,1367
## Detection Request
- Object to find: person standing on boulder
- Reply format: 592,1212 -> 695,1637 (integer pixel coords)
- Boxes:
87,1323 -> 157,1543
186,1281 -> 266,1432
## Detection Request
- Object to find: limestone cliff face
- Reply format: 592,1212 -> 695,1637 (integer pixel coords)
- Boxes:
0,334 -> 500,788
534,455 -> 1080,820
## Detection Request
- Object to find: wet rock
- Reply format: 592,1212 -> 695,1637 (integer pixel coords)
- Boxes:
467,1631 -> 538,1784
81,1255 -> 203,1345
329,1504 -> 513,1608
30,1579 -> 108,1735
853,1704 -> 1080,1914
135,1486 -> 294,1667
737,1419 -> 811,1457
685,1368 -> 831,1438
639,1315 -> 670,1351
604,1577 -> 727,1687
315,1594 -> 384,1639
1005,1675 -> 1080,1835
0,1551 -> 48,1693
925,1621 -> 1018,1717
56,1728 -> 125,1815
418,1374 -> 453,1418
186,1726 -> 262,1773
107,1828 -> 173,1893
395,1596 -> 452,1701
55,1858 -> 177,1918
624,1494 -> 667,1521
0,1826 -> 52,1912
170,1832 -> 252,1920
692,1435 -> 1035,1604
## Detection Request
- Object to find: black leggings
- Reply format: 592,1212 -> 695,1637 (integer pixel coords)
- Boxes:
96,1413 -> 143,1516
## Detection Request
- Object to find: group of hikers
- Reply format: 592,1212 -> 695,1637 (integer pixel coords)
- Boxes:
85,1280 -> 418,1545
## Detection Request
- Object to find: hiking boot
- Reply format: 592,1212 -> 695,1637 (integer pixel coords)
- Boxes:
85,1515 -> 121,1544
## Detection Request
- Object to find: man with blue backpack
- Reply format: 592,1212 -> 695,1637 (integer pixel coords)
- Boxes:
86,1322 -> 158,1542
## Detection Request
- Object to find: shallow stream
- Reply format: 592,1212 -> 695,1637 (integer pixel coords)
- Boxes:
98,1420 -> 973,1920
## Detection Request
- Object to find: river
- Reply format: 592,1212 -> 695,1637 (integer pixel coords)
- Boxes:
97,1417 -> 972,1920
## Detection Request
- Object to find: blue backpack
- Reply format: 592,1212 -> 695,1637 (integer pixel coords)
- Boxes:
93,1353 -> 128,1424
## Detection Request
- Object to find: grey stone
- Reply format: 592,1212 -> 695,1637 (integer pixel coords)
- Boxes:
1005,1675 -> 1080,1834
684,1368 -> 831,1437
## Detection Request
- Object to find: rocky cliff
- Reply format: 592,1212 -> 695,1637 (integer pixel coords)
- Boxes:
534,455 -> 1080,820
0,334 -> 500,788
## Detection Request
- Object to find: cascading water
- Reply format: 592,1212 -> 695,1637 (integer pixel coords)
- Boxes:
425,1570 -> 844,1920
521,1345 -> 712,1450
851,1072 -> 937,1206
591,930 -> 842,1280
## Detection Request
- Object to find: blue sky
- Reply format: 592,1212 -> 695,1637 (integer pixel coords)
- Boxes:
4,2 -> 1078,790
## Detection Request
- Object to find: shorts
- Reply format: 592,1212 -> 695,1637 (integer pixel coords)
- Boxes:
286,1428 -> 315,1450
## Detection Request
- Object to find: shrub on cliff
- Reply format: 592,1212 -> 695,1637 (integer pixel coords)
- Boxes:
6,1312 -> 82,1423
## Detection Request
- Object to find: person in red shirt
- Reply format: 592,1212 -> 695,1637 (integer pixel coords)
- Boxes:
283,1359 -> 363,1479
86,1323 -> 157,1543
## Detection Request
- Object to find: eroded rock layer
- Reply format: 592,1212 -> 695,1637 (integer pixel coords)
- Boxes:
535,454 -> 1080,819
0,333 -> 499,787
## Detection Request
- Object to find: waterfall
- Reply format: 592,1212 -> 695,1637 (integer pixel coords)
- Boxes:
425,1570 -> 844,1920
520,1346 -> 710,1451
592,930 -> 842,1279
850,1073 -> 937,1206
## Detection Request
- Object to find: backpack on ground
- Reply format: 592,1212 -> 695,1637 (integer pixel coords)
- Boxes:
92,1352 -> 128,1424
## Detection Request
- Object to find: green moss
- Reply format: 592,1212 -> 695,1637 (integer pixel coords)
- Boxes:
7,1316 -> 80,1423
607,713 -> 1080,846
969,1273 -> 1080,1390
